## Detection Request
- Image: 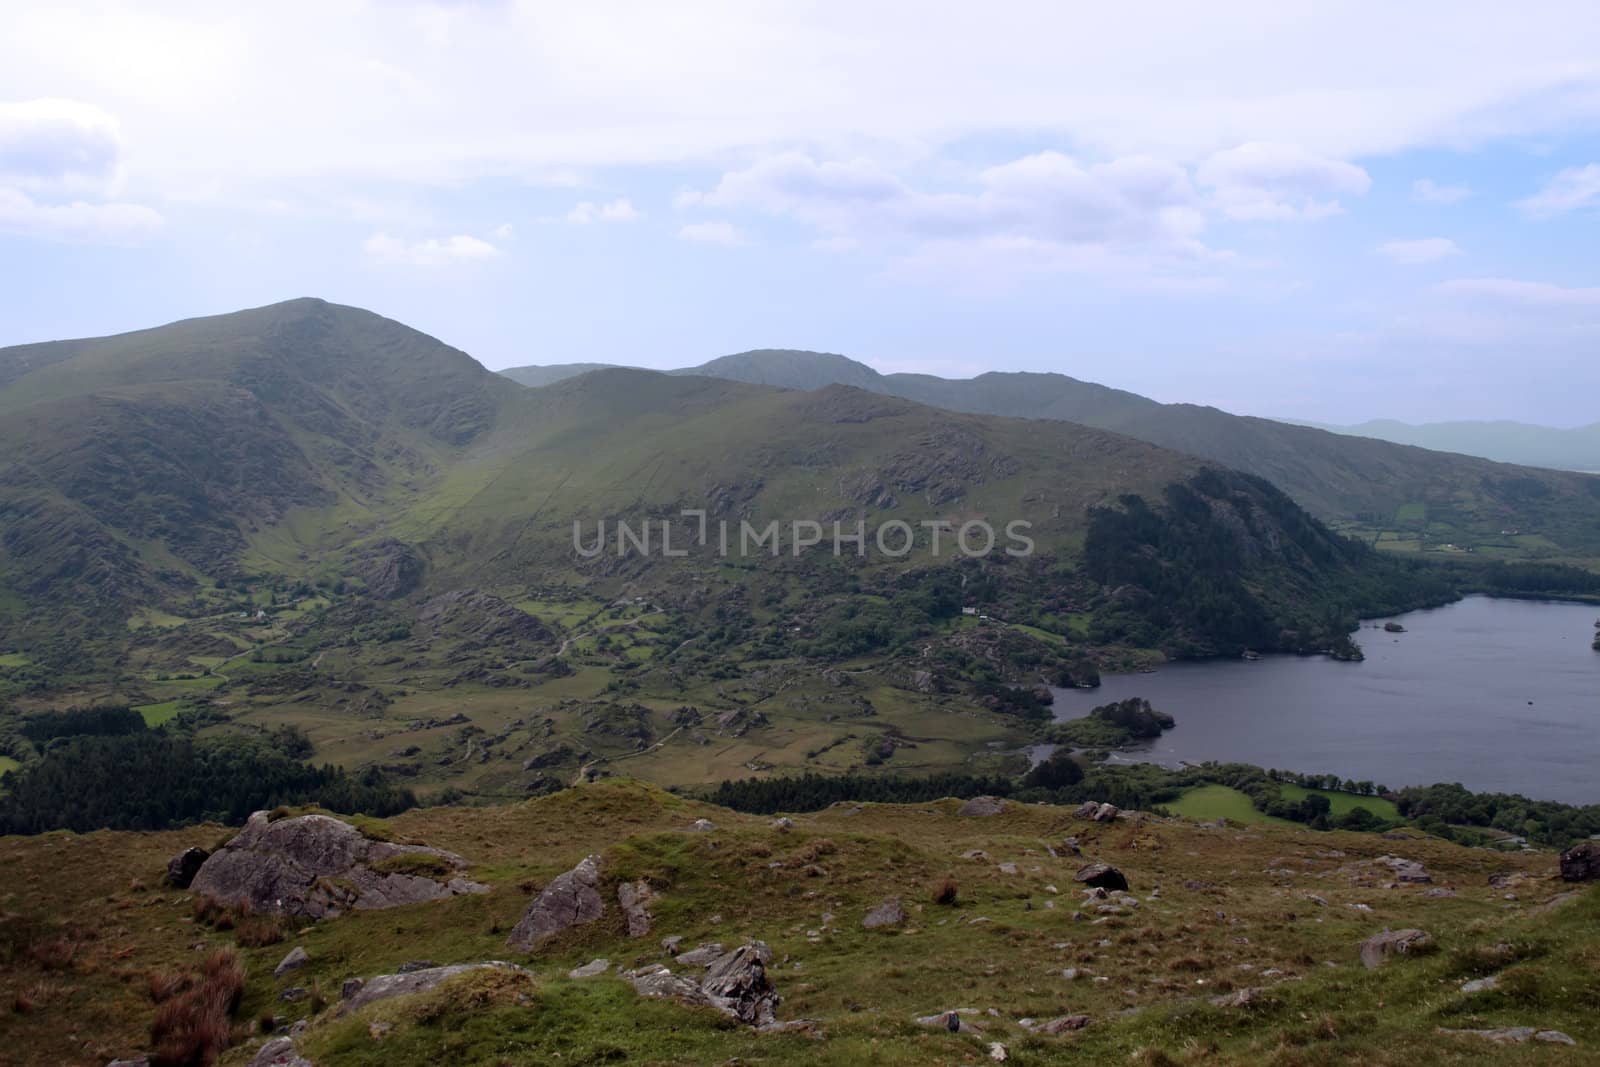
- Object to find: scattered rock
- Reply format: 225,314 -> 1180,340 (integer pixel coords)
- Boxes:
915,1009 -> 984,1034
1074,862 -> 1129,892
630,965 -> 711,1007
1436,1027 -> 1576,1046
675,943 -> 726,968
1209,987 -> 1267,1009
248,1037 -> 313,1067
1072,801 -> 1100,819
958,796 -> 1006,817
961,849 -> 991,862
617,880 -> 656,938
368,1020 -> 393,1040
569,958 -> 610,979
1377,855 -> 1432,884
1034,1014 -> 1090,1035
863,898 -> 907,929
1421,887 -> 1456,898
1559,841 -> 1600,882
688,818 -> 717,832
506,855 -> 604,951
189,811 -> 487,919
660,935 -> 683,953
395,960 -> 436,974
340,962 -> 529,1013
988,1041 -> 1009,1061
278,987 -> 307,1002
1359,928 -> 1434,969
273,946 -> 309,978
165,847 -> 210,889
1093,803 -> 1120,822
770,817 -> 794,831
340,977 -> 365,1000
996,862 -> 1019,876
1460,975 -> 1499,994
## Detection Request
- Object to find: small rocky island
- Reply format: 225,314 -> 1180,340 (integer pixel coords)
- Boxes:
1383,621 -> 1406,633
1043,697 -> 1175,750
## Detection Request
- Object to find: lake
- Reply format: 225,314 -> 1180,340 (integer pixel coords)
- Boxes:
1046,596 -> 1600,805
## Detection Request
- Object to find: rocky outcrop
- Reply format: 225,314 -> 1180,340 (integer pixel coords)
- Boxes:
1074,862 -> 1129,892
165,846 -> 209,889
958,796 -> 1006,817
569,958 -> 610,979
629,940 -> 780,1027
700,941 -> 780,1027
1359,928 -> 1434,968
340,962 -> 529,1013
1022,1014 -> 1090,1035
863,898 -> 907,929
506,855 -> 604,950
618,880 -> 656,938
1559,841 -> 1600,882
415,590 -> 551,647
189,812 -> 487,919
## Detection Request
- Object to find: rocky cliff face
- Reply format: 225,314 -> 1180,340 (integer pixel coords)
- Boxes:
190,811 -> 488,918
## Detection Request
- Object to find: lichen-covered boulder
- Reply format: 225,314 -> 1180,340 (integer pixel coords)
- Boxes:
189,811 -> 487,919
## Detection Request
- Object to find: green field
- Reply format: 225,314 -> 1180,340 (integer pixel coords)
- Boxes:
0,653 -> 29,669
1281,783 -> 1401,821
132,701 -> 182,727
1166,784 -> 1298,826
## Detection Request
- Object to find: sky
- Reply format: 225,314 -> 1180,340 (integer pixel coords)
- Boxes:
3,2 -> 1600,425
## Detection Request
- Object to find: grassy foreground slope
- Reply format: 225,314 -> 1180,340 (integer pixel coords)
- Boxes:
1,780 -> 1592,1066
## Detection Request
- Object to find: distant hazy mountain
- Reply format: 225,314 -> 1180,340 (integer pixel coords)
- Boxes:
1294,419 -> 1600,473
500,350 -> 1600,554
499,362 -> 618,387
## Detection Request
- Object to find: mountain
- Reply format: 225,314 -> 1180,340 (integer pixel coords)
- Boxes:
0,300 -> 1453,674
1296,418 -> 1600,473
500,351 -> 1600,557
499,362 -> 618,387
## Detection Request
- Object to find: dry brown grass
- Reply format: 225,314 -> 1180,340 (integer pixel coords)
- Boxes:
149,949 -> 245,1067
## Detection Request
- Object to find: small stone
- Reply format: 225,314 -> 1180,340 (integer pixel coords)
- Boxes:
863,898 -> 908,929
277,987 -> 307,1002
1460,975 -> 1499,994
1359,928 -> 1434,969
1036,1014 -> 1090,1035
689,818 -> 717,832
273,946 -> 309,978
958,796 -> 1006,817
367,1021 -> 392,1040
340,977 -> 365,1000
988,1041 -> 1008,1061
1074,863 -> 1129,892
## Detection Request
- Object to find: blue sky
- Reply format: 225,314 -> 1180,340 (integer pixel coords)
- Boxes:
3,2 -> 1600,424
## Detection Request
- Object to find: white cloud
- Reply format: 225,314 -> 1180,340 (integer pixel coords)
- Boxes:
1412,178 -> 1471,204
5,5 -> 1600,189
692,150 -> 1208,261
1433,277 -> 1600,308
563,197 -> 640,224
493,221 -> 514,239
0,185 -> 161,241
0,98 -> 122,193
1376,237 -> 1461,264
1516,164 -> 1600,218
363,231 -> 499,266
1195,142 -> 1370,221
676,221 -> 744,245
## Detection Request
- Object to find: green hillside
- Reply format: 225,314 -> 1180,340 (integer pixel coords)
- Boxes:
500,350 -> 1600,561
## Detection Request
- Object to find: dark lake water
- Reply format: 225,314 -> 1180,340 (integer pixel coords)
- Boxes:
1046,596 -> 1600,805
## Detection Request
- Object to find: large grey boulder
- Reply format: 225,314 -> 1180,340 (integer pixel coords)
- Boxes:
189,812 -> 488,919
958,796 -> 1006,817
1559,841 -> 1600,882
165,847 -> 209,889
1074,862 -> 1129,892
274,946 -> 309,977
1359,928 -> 1434,968
340,962 -> 528,1013
506,855 -> 604,950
